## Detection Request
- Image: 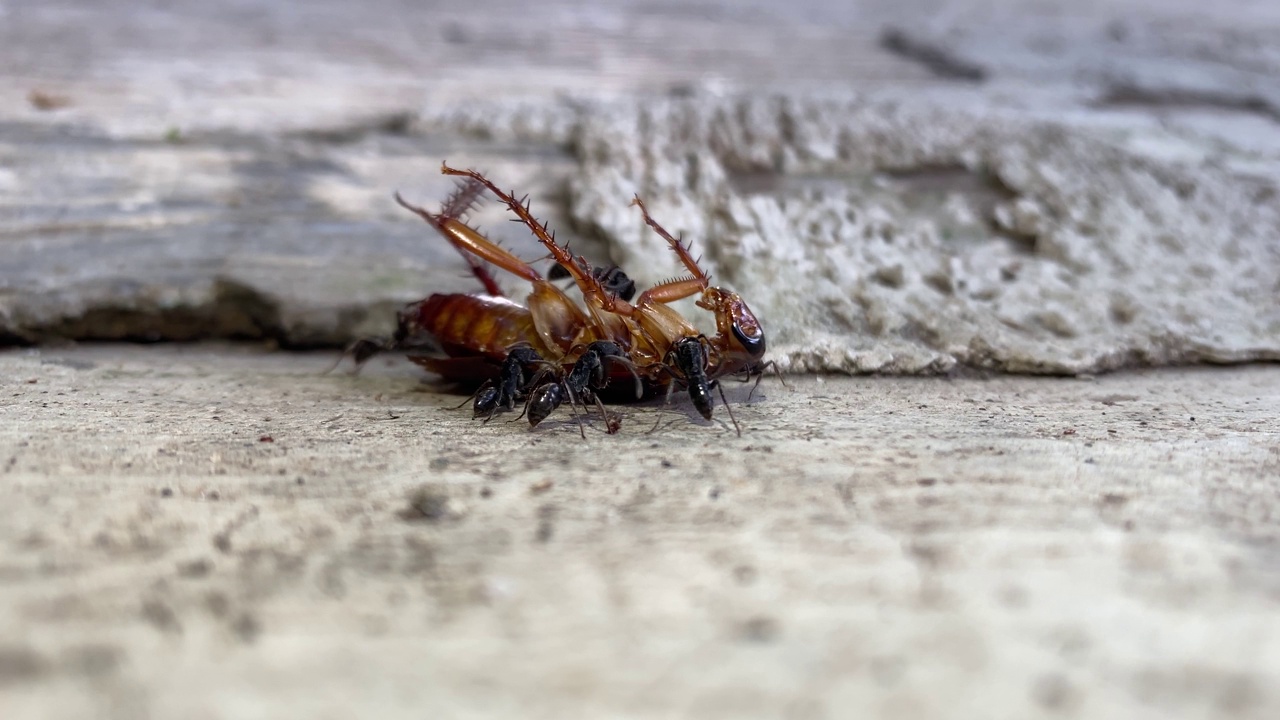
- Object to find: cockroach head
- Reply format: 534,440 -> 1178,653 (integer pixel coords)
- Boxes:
697,287 -> 765,360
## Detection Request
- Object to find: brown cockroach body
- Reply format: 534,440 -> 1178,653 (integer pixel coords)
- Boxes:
393,188 -> 593,364
437,165 -> 773,434
352,164 -> 773,434
401,293 -> 534,367
374,176 -> 650,428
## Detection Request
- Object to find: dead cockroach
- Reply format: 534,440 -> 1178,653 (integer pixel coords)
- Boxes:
345,164 -> 775,434
343,171 -> 651,431
438,165 -> 775,434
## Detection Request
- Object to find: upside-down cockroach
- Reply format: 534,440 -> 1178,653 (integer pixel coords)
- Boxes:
437,164 -> 773,435
342,174 -> 651,432
346,164 -> 775,434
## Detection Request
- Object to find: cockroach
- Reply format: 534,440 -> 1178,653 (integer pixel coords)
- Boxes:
346,179 -> 595,379
353,172 -> 651,431
437,164 -> 776,434
346,164 -> 775,434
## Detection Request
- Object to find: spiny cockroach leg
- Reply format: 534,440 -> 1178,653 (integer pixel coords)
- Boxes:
395,190 -> 542,285
394,179 -> 504,296
626,197 -> 713,306
630,196 -> 711,286
439,163 -> 617,309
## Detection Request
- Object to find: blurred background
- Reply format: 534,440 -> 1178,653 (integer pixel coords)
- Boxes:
3,0 -> 1279,370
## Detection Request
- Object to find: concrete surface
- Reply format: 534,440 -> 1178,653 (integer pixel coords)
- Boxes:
2,345 -> 1279,719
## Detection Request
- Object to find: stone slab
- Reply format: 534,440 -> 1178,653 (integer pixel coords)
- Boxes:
3,0 -> 1279,374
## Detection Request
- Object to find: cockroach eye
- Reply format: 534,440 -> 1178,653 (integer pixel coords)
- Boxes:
732,324 -> 766,357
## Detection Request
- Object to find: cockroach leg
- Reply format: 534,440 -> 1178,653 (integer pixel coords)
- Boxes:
323,336 -> 386,375
439,163 -> 619,312
393,180 -> 506,297
628,196 -> 711,306
395,190 -> 543,285
564,385 -> 588,439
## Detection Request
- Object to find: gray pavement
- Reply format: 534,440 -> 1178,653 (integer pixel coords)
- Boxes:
2,346 -> 1279,719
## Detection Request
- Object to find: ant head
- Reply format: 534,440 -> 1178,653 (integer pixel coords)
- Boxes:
697,288 -> 766,361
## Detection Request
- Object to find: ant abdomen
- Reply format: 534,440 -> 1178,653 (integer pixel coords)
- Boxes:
527,382 -> 564,427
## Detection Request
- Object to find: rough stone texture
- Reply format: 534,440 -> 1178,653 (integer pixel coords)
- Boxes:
566,96 -> 1280,373
3,0 -> 1279,374
2,345 -> 1279,719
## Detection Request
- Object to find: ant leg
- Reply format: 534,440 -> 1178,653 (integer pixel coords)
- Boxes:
647,377 -> 680,435
562,384 -> 588,439
587,392 -> 623,435
714,380 -> 742,437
